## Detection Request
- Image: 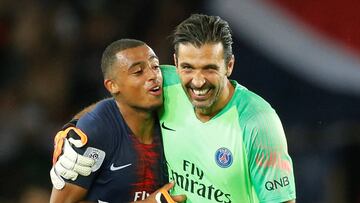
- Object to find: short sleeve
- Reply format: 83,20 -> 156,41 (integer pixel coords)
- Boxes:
65,112 -> 111,189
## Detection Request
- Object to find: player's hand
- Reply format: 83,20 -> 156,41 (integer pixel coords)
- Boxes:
134,182 -> 186,203
50,121 -> 95,190
154,182 -> 186,203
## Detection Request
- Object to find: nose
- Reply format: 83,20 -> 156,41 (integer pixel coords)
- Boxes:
191,71 -> 206,88
146,65 -> 159,80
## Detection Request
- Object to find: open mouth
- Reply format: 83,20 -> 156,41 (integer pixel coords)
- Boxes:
151,86 -> 160,91
149,85 -> 162,96
190,88 -> 211,100
192,88 -> 210,96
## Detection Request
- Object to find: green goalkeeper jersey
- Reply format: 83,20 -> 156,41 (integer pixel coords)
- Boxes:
159,65 -> 296,203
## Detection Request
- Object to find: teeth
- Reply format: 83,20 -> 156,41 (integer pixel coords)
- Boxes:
152,86 -> 160,91
193,89 -> 209,96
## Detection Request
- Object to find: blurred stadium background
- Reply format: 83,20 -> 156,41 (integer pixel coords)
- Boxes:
0,0 -> 359,202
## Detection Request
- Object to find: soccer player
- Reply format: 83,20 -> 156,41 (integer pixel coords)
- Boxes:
52,14 -> 296,202
49,39 -> 185,203
159,14 -> 296,202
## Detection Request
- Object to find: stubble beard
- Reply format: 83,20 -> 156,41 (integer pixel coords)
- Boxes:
192,93 -> 219,116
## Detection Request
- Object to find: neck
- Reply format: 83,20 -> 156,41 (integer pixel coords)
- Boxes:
115,100 -> 156,144
195,80 -> 234,122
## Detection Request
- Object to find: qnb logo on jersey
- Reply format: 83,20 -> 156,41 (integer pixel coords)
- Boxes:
215,147 -> 233,168
265,176 -> 290,191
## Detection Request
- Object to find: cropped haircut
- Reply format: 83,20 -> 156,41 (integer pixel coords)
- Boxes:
173,14 -> 233,64
101,39 -> 146,79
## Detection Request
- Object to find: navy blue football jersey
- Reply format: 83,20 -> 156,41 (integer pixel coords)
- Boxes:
67,98 -> 167,202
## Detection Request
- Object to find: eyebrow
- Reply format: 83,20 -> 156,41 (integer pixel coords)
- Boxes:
179,62 -> 192,68
129,55 -> 159,69
179,62 -> 219,69
149,55 -> 159,61
203,64 -> 220,69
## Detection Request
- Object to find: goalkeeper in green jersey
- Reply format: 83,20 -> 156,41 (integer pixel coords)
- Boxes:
158,14 -> 296,202
51,14 -> 296,203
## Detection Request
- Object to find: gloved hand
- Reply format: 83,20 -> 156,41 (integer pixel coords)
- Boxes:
155,182 -> 186,203
50,120 -> 95,190
155,187 -> 176,203
143,182 -> 186,203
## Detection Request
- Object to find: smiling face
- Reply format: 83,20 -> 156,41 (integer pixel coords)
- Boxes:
175,42 -> 234,117
105,44 -> 163,111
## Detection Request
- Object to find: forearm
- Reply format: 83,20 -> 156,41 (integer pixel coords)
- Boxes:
50,183 -> 87,203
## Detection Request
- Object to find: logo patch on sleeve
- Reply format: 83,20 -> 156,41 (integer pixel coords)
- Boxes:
84,147 -> 106,172
215,147 -> 233,168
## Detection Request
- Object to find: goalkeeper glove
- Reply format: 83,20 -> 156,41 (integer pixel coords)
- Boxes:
154,182 -> 186,203
50,120 -> 95,190
155,189 -> 176,203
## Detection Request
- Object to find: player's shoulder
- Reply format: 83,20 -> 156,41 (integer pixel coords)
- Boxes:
233,81 -> 272,110
80,98 -> 117,121
77,98 -> 121,140
93,98 -> 117,114
230,81 -> 277,123
160,65 -> 180,87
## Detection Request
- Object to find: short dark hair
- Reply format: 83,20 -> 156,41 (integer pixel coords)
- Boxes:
101,39 -> 146,79
172,14 -> 233,64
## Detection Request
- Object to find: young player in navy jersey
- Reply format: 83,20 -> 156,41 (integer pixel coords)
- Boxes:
49,39 -> 185,203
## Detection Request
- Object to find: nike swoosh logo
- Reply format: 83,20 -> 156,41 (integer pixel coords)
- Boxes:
110,163 -> 132,171
161,122 -> 176,131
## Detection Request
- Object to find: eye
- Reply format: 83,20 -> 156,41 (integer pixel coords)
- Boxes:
131,68 -> 143,75
181,65 -> 194,72
204,65 -> 219,71
204,67 -> 217,73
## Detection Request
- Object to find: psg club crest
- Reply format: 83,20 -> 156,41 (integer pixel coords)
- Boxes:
215,147 -> 233,168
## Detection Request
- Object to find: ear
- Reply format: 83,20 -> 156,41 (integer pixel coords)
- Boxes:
104,79 -> 120,95
226,55 -> 235,77
173,53 -> 178,67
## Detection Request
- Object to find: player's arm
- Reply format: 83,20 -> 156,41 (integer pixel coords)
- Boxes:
245,110 -> 296,202
50,182 -> 87,203
50,125 -> 95,190
50,99 -> 110,190
50,114 -> 108,202
52,137 -> 186,203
